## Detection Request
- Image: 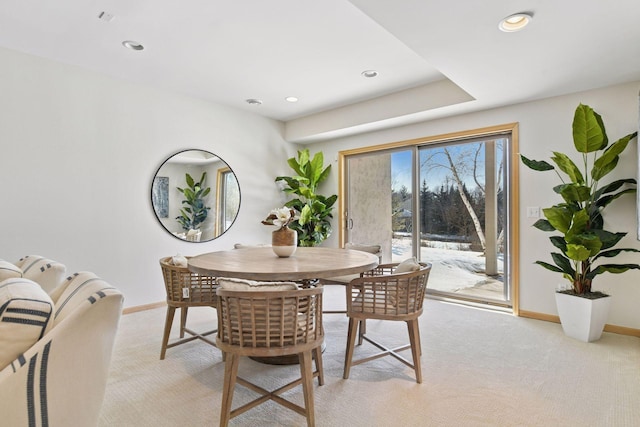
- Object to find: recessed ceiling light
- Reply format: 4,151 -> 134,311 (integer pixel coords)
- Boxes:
245,98 -> 262,106
499,12 -> 533,32
285,96 -> 298,103
361,70 -> 378,78
122,40 -> 144,51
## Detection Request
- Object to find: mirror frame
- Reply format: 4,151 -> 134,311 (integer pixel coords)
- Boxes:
151,149 -> 240,242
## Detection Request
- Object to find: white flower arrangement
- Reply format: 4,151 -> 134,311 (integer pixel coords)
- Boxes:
262,207 -> 298,230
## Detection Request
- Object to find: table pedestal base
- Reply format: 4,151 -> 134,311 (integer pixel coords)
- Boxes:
249,342 -> 327,365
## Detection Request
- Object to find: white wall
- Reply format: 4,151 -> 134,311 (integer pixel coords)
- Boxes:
2,45 -> 638,329
310,81 -> 640,329
0,46 -> 297,308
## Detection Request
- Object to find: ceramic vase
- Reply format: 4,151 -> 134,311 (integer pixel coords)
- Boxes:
272,227 -> 297,257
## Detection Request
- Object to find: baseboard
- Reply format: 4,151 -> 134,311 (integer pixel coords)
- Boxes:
122,302 -> 640,337
518,310 -> 559,323
122,301 -> 165,315
519,310 -> 640,337
604,323 -> 640,337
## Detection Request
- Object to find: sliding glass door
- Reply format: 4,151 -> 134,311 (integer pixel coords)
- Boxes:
342,127 -> 516,309
417,138 -> 509,303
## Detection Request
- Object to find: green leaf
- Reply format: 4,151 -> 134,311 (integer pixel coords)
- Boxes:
299,204 -> 312,225
543,206 -> 572,233
578,233 -> 603,256
572,103 -> 606,153
308,151 -> 325,188
552,252 -> 576,276
533,219 -> 555,231
592,132 -> 636,181
317,164 -> 331,185
535,261 -> 564,273
520,155 -> 554,171
298,149 -> 310,167
549,235 -> 567,252
565,209 -> 589,241
183,188 -> 195,200
594,178 -> 636,201
185,173 -> 195,188
595,247 -> 640,260
298,187 -> 315,200
556,183 -> 591,203
551,152 -> 584,184
566,243 -> 592,261
588,264 -> 640,279
597,188 -> 636,210
323,194 -> 338,208
591,230 -> 625,251
592,156 -> 619,182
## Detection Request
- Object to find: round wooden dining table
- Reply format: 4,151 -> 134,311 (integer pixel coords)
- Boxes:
188,246 -> 379,282
188,246 -> 379,365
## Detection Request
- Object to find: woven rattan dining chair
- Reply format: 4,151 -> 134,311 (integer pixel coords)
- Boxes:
159,256 -> 219,360
320,243 -> 382,314
343,261 -> 432,383
216,286 -> 325,427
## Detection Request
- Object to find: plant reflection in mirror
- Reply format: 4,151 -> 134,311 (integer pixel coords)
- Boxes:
176,172 -> 211,232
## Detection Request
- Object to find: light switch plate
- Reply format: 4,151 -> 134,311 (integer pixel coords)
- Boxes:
527,207 -> 540,218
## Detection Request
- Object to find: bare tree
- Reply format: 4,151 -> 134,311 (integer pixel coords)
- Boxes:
420,141 -> 505,252
442,148 -> 486,249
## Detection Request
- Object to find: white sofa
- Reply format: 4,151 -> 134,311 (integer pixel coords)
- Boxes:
0,256 -> 123,427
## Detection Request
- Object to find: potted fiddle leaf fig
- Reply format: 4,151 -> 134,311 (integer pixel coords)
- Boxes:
275,149 -> 337,247
521,103 -> 639,341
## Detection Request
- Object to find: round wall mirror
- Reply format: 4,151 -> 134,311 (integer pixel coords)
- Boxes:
151,149 -> 240,242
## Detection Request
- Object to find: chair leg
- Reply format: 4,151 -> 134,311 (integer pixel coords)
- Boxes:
160,306 -> 176,360
415,318 -> 423,357
343,317 -> 358,379
220,353 -> 240,427
313,346 -> 324,386
357,319 -> 366,346
299,351 -> 316,427
180,306 -> 189,338
407,319 -> 422,384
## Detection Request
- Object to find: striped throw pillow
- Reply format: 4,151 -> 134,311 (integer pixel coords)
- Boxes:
52,272 -> 117,326
0,278 -> 54,371
15,255 -> 67,293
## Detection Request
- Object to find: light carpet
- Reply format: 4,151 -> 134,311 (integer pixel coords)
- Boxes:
99,286 -> 640,426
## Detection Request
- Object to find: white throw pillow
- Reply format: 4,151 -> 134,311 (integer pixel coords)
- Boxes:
393,257 -> 421,274
14,255 -> 66,293
170,254 -> 188,267
0,260 -> 22,281
0,278 -> 54,371
345,242 -> 382,254
218,277 -> 299,291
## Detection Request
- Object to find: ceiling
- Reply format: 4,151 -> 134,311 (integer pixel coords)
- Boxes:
1,0 -> 640,142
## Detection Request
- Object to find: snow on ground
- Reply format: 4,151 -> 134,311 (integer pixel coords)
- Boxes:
391,237 -> 504,295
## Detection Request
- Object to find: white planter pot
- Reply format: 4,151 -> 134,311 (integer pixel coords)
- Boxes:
555,292 -> 611,342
